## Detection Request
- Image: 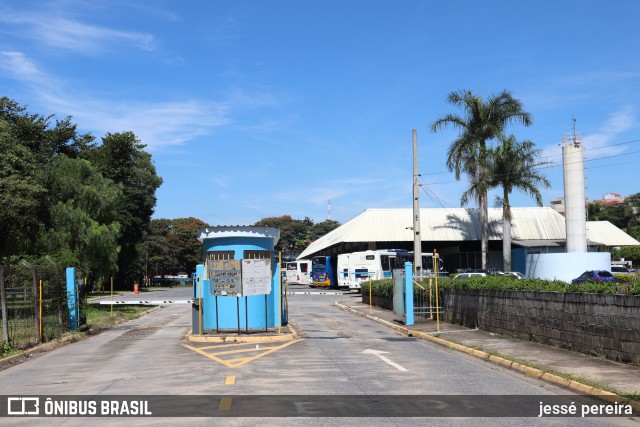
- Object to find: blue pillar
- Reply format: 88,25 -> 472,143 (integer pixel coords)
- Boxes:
66,267 -> 79,331
404,262 -> 414,326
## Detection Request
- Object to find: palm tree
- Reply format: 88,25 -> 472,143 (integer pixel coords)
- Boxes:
488,134 -> 550,272
431,90 -> 532,269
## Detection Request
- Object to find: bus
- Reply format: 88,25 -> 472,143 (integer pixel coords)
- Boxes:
337,249 -> 410,291
285,260 -> 312,285
409,252 -> 446,277
311,255 -> 337,288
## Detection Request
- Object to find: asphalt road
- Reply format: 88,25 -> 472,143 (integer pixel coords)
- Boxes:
0,286 -> 636,426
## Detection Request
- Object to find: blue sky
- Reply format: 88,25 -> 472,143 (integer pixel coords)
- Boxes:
1,1 -> 639,226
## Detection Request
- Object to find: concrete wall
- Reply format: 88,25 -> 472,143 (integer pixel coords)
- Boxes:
443,289 -> 640,365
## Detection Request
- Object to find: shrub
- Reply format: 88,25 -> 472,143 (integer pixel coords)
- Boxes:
362,275 -> 640,298
360,279 -> 393,299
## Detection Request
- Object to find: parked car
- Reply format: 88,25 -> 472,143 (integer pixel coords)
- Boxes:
571,270 -> 615,284
461,268 -> 506,276
611,266 -> 634,275
453,272 -> 487,280
505,272 -> 526,279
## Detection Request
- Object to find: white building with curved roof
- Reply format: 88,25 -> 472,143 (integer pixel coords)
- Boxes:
298,207 -> 639,273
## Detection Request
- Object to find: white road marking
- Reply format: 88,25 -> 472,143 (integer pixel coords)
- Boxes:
362,349 -> 408,372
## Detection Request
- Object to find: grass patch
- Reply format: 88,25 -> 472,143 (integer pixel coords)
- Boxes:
83,304 -> 156,331
0,342 -> 22,359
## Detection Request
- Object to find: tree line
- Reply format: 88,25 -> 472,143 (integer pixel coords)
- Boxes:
0,97 -> 341,295
0,97 -> 162,290
142,215 -> 341,279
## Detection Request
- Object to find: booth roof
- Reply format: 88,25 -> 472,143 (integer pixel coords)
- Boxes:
197,226 -> 280,245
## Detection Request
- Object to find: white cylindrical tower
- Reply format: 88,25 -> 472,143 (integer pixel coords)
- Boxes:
562,132 -> 587,253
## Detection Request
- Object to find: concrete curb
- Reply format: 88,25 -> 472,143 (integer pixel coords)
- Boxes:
184,324 -> 298,344
335,301 -> 638,407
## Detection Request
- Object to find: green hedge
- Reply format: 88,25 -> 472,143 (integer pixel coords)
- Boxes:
360,276 -> 640,297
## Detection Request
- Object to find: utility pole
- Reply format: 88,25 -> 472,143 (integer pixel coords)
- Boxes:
412,129 -> 422,275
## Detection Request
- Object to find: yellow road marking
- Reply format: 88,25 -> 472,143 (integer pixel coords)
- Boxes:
212,347 -> 271,356
219,397 -> 232,411
181,340 -> 302,368
199,342 -> 261,350
225,376 -> 236,385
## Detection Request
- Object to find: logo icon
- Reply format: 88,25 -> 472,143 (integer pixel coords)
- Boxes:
8,397 -> 40,415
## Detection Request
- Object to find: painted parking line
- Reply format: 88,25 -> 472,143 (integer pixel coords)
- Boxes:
181,340 -> 302,368
219,397 -> 233,411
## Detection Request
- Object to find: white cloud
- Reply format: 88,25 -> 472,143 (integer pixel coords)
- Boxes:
42,94 -> 229,150
0,51 -> 44,81
0,10 -> 155,53
0,51 -> 228,149
583,107 -> 635,158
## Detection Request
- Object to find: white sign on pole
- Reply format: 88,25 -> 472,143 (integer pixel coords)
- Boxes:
241,259 -> 272,296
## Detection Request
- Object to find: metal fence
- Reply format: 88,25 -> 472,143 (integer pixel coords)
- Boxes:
413,278 -> 445,320
1,262 -> 72,349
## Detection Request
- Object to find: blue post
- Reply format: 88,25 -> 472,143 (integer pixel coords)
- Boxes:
405,262 -> 414,326
66,267 -> 79,330
273,262 -> 281,328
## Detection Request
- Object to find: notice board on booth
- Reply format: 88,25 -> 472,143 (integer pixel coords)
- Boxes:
209,260 -> 241,296
241,259 -> 271,296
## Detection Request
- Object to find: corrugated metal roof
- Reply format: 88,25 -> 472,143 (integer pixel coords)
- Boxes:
298,207 -> 639,258
586,221 -> 640,246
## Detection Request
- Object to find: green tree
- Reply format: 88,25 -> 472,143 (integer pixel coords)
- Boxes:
166,217 -> 209,275
142,219 -> 176,279
254,215 -> 309,255
624,193 -> 640,241
0,97 -> 94,163
612,246 -> 640,267
0,119 -> 45,257
90,132 -> 163,287
37,156 -> 121,286
431,90 -> 532,269
587,202 -> 626,229
308,219 -> 341,242
486,135 -> 550,272
138,217 -> 208,278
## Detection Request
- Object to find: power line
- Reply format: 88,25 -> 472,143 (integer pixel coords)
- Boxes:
418,178 -> 454,208
421,136 -> 640,176
421,146 -> 638,182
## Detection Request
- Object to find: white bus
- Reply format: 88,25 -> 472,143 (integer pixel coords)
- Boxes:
285,260 -> 312,285
410,252 -> 446,278
337,249 -> 409,291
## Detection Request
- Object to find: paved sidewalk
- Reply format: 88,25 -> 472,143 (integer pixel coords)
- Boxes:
336,297 -> 640,407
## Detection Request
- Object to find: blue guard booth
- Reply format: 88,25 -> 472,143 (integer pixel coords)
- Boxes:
192,226 -> 283,334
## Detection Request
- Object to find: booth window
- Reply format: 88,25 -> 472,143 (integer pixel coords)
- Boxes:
205,251 -> 234,262
244,250 -> 272,260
